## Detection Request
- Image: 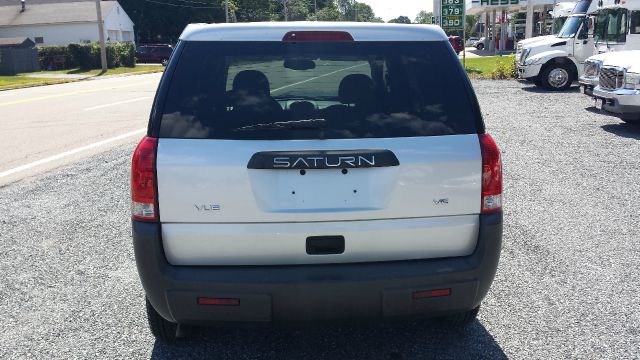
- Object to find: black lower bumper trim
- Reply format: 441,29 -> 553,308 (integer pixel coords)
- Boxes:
132,213 -> 502,325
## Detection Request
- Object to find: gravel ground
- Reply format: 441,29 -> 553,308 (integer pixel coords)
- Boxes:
1,81 -> 639,359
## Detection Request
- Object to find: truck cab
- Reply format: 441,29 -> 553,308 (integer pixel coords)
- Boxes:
579,0 -> 640,95
515,1 -> 578,61
517,0 -> 598,90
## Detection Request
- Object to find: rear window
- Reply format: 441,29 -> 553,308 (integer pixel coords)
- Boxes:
156,41 -> 481,140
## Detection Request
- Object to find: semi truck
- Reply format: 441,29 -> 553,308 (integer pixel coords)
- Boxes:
515,1 -> 578,58
517,0 -> 598,90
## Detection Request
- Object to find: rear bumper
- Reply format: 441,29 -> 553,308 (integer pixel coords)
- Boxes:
133,213 -> 503,325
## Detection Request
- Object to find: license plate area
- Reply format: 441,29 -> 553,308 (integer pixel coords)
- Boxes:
595,98 -> 604,110
248,167 -> 397,212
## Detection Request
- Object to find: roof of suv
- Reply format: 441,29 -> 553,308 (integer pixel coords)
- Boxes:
179,22 -> 448,42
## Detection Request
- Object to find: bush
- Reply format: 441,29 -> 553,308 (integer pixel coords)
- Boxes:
490,57 -> 517,80
116,42 -> 136,67
38,45 -> 73,69
68,43 -> 95,69
37,41 -> 136,70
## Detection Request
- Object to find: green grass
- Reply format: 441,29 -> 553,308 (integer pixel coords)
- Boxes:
1,65 -> 164,90
24,64 -> 164,77
463,55 -> 516,78
0,76 -> 75,90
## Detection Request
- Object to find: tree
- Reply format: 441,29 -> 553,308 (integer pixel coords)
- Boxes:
314,2 -> 342,21
465,15 -> 479,39
118,0 -> 226,43
414,10 -> 433,24
388,16 -> 411,24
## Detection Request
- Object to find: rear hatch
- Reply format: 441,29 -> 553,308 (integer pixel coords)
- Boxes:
150,35 -> 487,264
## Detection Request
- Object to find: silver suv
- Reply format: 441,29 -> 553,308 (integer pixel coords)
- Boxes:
131,22 -> 503,341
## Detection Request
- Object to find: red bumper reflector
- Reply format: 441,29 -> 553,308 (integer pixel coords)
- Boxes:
197,297 -> 240,306
412,288 -> 452,299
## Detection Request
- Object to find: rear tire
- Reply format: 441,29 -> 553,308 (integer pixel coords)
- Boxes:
146,297 -> 179,342
540,63 -> 574,91
476,43 -> 484,50
436,306 -> 480,327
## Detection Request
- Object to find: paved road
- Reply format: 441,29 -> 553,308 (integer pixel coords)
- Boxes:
1,80 -> 639,359
0,73 -> 162,185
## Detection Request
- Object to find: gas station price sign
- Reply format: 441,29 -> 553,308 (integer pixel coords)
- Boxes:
441,0 -> 464,30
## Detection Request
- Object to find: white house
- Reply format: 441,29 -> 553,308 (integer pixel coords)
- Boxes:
0,0 -> 134,46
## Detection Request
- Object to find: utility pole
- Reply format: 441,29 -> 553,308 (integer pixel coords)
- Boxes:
354,0 -> 357,21
225,0 -> 229,22
284,0 -> 288,21
314,0 -> 317,18
95,0 -> 107,71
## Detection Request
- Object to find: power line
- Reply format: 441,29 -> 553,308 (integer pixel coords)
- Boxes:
141,0 -> 221,9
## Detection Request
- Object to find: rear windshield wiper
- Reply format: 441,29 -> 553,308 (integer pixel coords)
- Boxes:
234,119 -> 326,131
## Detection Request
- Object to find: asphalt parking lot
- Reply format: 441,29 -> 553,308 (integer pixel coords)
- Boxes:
1,80 -> 639,359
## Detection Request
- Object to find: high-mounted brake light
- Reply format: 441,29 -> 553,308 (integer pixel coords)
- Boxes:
131,136 -> 158,222
282,31 -> 354,42
479,134 -> 502,214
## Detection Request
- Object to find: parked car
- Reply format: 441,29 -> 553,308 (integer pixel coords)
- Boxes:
591,50 -> 640,123
135,44 -> 173,65
448,35 -> 464,54
132,22 -> 503,341
474,37 -> 491,50
466,36 -> 479,47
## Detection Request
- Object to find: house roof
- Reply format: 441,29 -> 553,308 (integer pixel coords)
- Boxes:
0,36 -> 34,47
0,1 -> 116,27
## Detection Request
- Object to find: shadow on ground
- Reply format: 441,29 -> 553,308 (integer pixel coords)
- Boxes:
601,123 -> 640,140
149,320 -> 507,360
520,84 -> 581,93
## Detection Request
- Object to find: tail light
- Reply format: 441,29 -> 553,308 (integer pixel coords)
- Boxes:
282,31 -> 354,42
131,136 -> 158,222
479,134 -> 502,213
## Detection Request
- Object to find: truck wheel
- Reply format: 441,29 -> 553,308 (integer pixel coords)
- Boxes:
533,76 -> 542,86
436,306 -> 480,327
476,43 -> 484,50
541,63 -> 573,91
146,297 -> 179,342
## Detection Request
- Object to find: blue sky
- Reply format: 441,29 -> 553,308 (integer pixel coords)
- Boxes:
360,0 -> 435,22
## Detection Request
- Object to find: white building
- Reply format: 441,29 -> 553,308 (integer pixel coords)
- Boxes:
0,0 -> 134,46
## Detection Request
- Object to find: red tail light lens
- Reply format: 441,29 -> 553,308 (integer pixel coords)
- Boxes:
131,136 -> 158,222
197,297 -> 240,306
479,134 -> 502,213
282,31 -> 354,42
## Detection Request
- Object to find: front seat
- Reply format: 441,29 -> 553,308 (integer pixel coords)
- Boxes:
338,74 -> 375,111
323,74 -> 376,131
227,70 -> 282,126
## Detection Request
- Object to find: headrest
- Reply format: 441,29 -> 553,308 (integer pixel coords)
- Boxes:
289,101 -> 315,114
232,70 -> 271,95
338,74 -> 374,105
